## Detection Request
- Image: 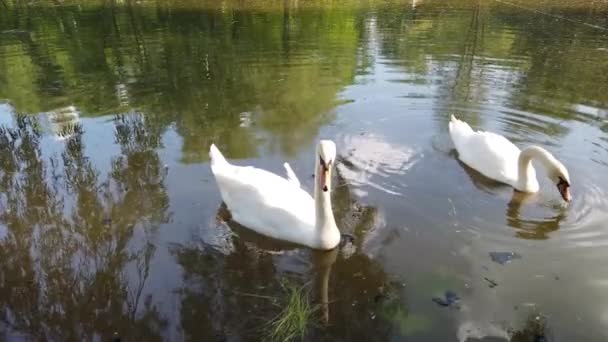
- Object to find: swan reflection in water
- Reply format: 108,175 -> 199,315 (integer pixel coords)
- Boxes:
171,220 -> 398,340
452,159 -> 568,341
312,248 -> 338,325
505,192 -> 566,240
457,159 -> 567,239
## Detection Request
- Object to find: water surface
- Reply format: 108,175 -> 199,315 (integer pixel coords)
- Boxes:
1,0 -> 608,340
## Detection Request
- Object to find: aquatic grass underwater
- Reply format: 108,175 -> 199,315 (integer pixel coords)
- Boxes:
265,281 -> 317,342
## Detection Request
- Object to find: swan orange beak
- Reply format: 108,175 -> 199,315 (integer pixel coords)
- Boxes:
557,179 -> 571,202
321,168 -> 330,192
319,159 -> 331,192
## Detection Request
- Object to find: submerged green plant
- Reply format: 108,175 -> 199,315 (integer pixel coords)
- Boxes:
264,281 -> 316,342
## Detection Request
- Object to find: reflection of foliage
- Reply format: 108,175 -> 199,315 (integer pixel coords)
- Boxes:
376,0 -> 607,136
170,239 -> 287,341
505,9 -> 608,116
114,113 -> 163,152
2,0 -> 607,158
0,0 -> 367,160
0,113 -> 169,340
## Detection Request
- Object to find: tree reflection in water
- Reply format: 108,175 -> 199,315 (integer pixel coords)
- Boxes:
0,112 -> 169,340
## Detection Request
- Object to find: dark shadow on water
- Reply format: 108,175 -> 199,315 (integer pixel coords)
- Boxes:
457,157 -> 510,196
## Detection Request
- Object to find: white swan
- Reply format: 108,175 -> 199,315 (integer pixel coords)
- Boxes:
209,140 -> 341,250
448,115 -> 571,201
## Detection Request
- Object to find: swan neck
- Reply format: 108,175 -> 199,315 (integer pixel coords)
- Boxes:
517,149 -> 533,188
314,163 -> 337,232
518,146 -> 554,190
521,146 -> 557,168
314,184 -> 337,230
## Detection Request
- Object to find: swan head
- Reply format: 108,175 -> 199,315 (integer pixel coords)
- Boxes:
317,140 -> 336,193
548,160 -> 571,202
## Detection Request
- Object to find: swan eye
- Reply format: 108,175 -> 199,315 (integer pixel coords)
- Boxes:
319,156 -> 328,170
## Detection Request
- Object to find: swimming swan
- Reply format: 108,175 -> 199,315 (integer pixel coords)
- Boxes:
209,140 -> 341,250
448,115 -> 571,201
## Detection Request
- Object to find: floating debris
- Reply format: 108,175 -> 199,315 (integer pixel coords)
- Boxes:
490,251 -> 522,265
374,293 -> 387,303
432,290 -> 460,308
1,29 -> 30,36
340,233 -> 355,247
239,111 -> 253,127
37,105 -> 81,140
484,277 -> 498,288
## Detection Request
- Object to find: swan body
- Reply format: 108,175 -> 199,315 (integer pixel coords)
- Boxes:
449,115 -> 571,201
209,141 -> 341,250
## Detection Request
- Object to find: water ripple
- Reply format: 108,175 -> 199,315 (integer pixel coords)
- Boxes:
336,133 -> 420,197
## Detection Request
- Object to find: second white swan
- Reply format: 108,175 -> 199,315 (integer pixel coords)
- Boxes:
448,115 -> 571,201
209,140 -> 341,250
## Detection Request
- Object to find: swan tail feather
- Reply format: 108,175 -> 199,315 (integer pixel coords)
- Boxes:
209,144 -> 228,166
449,115 -> 474,143
283,162 -> 301,187
449,115 -> 473,135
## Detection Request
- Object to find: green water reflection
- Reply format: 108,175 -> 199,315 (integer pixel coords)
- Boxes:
1,0 -> 608,340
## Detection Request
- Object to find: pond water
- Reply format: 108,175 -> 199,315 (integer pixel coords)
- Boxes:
1,0 -> 608,340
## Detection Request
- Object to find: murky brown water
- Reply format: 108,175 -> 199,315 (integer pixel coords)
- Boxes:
1,0 -> 608,340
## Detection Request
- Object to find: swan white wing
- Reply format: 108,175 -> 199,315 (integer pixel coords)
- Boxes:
452,129 -> 522,186
211,163 -> 316,242
283,162 -> 301,187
